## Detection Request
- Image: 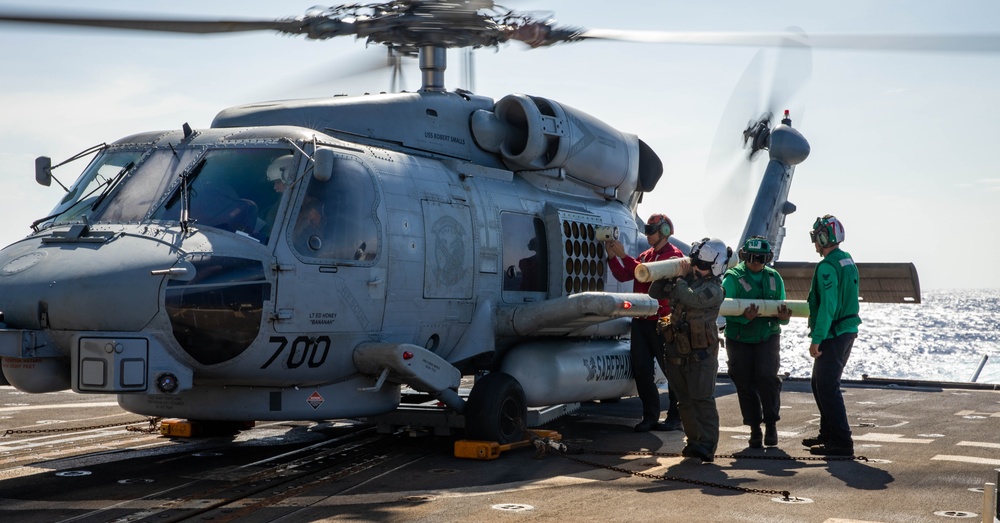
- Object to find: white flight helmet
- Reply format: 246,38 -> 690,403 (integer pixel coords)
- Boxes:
266,154 -> 296,184
689,237 -> 732,278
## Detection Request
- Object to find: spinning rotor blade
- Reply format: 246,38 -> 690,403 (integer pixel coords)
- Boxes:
577,28 -> 1000,53
703,36 -> 811,247
262,48 -> 411,99
4,5 -> 1000,53
0,12 -> 313,36
703,51 -> 766,245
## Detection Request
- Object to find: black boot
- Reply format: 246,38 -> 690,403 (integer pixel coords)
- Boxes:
764,423 -> 778,446
634,419 -> 654,432
802,435 -> 828,447
748,425 -> 763,448
652,417 -> 683,431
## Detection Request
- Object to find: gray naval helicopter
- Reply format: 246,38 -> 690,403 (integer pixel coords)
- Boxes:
0,1 -> 926,443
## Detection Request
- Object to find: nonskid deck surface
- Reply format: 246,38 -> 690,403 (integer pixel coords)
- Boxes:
1,379 -> 998,523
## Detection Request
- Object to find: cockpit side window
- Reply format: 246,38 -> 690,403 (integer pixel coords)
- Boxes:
291,156 -> 379,263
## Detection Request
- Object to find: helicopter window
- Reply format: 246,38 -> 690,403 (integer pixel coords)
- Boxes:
90,148 -> 200,223
165,255 -> 269,365
43,150 -> 145,227
152,148 -> 295,243
291,157 -> 379,262
501,213 -> 547,293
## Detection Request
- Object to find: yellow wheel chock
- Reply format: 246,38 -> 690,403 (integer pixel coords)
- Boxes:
454,429 -> 562,460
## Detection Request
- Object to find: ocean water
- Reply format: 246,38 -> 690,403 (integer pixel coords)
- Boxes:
724,289 -> 1000,385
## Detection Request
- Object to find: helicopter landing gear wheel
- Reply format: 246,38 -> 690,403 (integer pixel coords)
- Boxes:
464,372 -> 527,445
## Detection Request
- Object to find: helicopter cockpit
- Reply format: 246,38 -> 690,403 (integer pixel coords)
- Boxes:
4,127 -> 367,384
150,148 -> 292,244
40,143 -> 296,245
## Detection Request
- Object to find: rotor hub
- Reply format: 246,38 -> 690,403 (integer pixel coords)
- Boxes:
743,113 -> 773,159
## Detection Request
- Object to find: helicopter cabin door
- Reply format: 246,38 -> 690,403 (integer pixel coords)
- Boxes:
272,154 -> 386,339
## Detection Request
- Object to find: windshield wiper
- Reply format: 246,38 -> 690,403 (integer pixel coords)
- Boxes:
30,161 -> 134,232
180,158 -> 207,234
89,161 -> 135,211
31,210 -> 64,232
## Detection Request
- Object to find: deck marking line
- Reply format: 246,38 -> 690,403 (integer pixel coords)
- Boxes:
931,454 -> 1000,466
0,402 -> 119,413
854,433 -> 932,444
954,409 -> 1000,417
956,441 -> 1000,449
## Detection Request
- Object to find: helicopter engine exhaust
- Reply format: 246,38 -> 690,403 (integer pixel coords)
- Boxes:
472,94 -> 655,198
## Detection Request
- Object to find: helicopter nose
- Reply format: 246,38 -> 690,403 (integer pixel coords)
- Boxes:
0,234 -> 174,331
0,230 -> 272,370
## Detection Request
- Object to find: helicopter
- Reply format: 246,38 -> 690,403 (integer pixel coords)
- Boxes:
0,1 -> 974,444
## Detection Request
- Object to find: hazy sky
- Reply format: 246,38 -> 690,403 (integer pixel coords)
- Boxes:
0,1 -> 998,290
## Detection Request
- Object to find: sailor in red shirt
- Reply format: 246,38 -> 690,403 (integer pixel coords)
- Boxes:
606,214 -> 683,432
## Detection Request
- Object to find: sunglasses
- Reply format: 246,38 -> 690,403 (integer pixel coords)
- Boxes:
745,253 -> 769,265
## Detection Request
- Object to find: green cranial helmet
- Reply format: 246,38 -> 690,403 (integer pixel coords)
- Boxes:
810,214 -> 845,248
738,235 -> 773,264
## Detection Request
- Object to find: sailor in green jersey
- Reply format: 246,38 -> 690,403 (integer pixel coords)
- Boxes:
803,215 -> 861,457
722,236 -> 792,448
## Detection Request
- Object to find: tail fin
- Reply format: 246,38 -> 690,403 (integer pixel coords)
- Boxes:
738,120 -> 809,261
740,118 -> 921,304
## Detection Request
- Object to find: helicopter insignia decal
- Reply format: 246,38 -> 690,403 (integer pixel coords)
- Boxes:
431,215 -> 467,288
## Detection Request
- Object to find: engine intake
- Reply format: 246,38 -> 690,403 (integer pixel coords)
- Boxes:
472,94 -> 661,198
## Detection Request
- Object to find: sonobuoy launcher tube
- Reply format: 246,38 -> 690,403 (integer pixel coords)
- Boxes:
634,257 -> 689,283
720,299 -> 810,318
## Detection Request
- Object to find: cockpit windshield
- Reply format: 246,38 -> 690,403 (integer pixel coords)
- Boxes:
40,145 -> 296,245
92,148 -> 200,224
43,150 -> 146,226
150,148 -> 294,243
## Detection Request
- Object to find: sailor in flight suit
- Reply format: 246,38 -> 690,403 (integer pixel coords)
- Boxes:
649,237 -> 729,462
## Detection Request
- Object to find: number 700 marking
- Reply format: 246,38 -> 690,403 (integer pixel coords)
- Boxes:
261,335 -> 331,369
